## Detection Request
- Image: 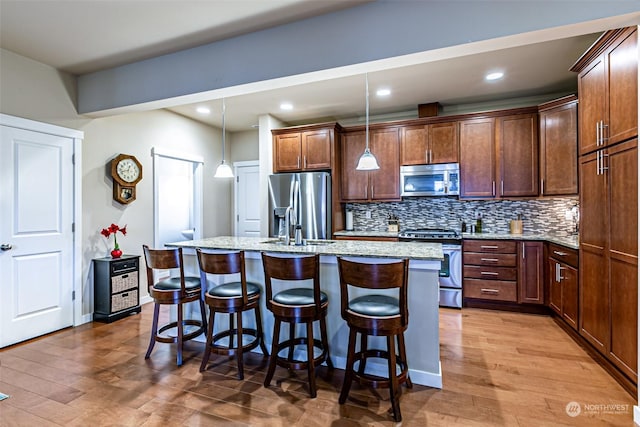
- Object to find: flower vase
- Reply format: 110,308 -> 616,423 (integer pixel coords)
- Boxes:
111,248 -> 123,258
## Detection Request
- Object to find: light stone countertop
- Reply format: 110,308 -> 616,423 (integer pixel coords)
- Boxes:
333,230 -> 579,250
166,236 -> 443,261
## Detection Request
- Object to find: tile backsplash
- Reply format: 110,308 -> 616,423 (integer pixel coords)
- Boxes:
345,197 -> 579,236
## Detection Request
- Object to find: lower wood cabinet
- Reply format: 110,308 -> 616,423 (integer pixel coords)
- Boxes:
463,240 -> 518,303
547,243 -> 578,330
517,241 -> 544,304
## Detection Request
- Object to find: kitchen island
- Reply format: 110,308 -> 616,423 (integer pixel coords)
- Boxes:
167,236 -> 444,388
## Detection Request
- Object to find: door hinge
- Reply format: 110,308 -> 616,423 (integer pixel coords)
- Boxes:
72,222 -> 75,232
72,153 -> 75,165
236,176 -> 239,183
237,214 -> 239,222
72,290 -> 76,300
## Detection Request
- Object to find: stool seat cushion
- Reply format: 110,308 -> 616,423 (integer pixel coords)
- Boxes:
349,295 -> 400,317
208,281 -> 261,298
153,276 -> 201,291
273,288 -> 328,306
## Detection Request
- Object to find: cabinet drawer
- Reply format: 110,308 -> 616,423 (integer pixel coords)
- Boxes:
464,240 -> 516,253
548,243 -> 578,267
463,279 -> 517,302
464,265 -> 517,281
112,271 -> 138,293
111,290 -> 139,313
463,253 -> 517,267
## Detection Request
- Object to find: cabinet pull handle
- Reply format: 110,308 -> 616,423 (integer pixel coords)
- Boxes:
480,245 -> 498,249
501,180 -> 504,196
596,121 -> 600,147
371,185 -> 374,198
492,181 -> 495,196
480,288 -> 499,294
304,155 -> 307,168
364,185 -> 368,199
297,156 -> 300,168
558,266 -> 566,281
480,258 -> 499,262
540,179 -> 544,195
596,150 -> 601,175
602,121 -> 608,143
425,149 -> 429,163
122,274 -> 129,279
555,262 -> 560,282
480,271 -> 499,276
601,152 -> 609,173
429,150 -> 433,163
522,242 -> 525,259
553,250 -> 567,257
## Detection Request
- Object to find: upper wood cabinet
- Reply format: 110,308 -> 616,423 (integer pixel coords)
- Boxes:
272,123 -> 341,172
341,126 -> 400,202
400,121 -> 458,165
459,118 -> 495,198
497,113 -> 539,197
572,27 -> 638,155
538,96 -> 578,196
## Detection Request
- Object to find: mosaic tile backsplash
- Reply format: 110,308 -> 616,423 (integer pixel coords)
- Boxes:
345,197 -> 579,237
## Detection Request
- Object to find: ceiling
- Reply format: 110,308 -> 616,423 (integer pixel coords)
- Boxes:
0,1 -> 628,132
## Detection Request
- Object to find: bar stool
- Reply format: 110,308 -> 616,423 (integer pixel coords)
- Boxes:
337,257 -> 412,422
142,245 -> 207,366
261,252 -> 333,398
197,249 -> 269,379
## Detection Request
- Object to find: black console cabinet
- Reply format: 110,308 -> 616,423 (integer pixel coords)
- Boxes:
93,255 -> 141,323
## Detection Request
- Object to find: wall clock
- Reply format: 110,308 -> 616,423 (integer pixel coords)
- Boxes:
111,154 -> 142,204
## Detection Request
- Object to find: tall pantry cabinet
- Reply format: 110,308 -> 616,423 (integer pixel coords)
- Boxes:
572,26 -> 638,385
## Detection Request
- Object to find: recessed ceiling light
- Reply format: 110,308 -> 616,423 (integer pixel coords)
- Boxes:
376,88 -> 391,96
280,102 -> 293,110
486,72 -> 504,81
196,106 -> 210,114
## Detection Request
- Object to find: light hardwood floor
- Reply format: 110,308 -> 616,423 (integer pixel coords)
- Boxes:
0,305 -> 635,426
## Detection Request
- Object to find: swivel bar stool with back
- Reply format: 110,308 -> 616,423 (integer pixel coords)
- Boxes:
196,249 -> 269,379
261,252 -> 333,398
337,257 -> 412,422
142,245 -> 207,366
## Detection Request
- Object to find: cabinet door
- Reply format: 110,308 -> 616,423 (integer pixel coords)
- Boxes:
608,139 -> 637,380
579,151 -> 609,354
274,133 -> 301,172
370,127 -> 400,200
517,241 -> 544,304
539,102 -> 578,196
429,122 -> 458,164
577,55 -> 606,155
302,129 -> 332,170
548,259 -> 562,315
459,118 -> 495,198
606,27 -> 638,146
341,132 -> 369,201
400,125 -> 427,165
497,114 -> 539,197
562,264 -> 579,331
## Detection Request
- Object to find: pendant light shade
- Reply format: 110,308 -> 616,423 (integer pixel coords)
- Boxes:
356,73 -> 380,171
214,98 -> 234,178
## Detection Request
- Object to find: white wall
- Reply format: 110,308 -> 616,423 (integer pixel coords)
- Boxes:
230,129 -> 259,162
0,49 -> 233,316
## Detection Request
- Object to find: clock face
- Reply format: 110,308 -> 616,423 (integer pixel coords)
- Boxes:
116,158 -> 140,183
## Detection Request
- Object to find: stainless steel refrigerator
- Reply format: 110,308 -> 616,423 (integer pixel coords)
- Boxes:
268,172 -> 331,240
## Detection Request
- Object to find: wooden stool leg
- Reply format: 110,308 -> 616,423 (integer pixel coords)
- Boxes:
145,303 -> 160,359
177,304 -> 184,366
254,305 -> 269,356
397,331 -> 412,388
264,318 -> 281,388
339,328 -> 357,404
199,299 -> 208,335
387,335 -> 401,422
319,315 -> 333,369
306,321 -> 317,398
236,312 -> 245,380
229,313 -> 235,351
287,322 -> 296,362
358,334 -> 368,375
200,307 -> 216,372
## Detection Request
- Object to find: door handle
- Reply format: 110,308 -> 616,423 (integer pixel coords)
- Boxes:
1,244 -> 12,251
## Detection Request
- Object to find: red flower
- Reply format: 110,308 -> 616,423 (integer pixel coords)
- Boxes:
120,226 -> 127,236
100,224 -> 127,250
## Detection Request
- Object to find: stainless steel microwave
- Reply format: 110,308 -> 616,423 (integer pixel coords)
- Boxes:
400,163 -> 459,197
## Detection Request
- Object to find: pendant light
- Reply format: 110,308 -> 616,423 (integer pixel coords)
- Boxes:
214,97 -> 234,178
356,73 -> 380,170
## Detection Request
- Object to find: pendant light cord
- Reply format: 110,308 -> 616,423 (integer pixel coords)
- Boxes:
365,73 -> 369,151
221,97 -> 226,163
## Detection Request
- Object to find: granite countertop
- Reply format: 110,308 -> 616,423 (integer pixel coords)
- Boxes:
166,236 -> 443,261
333,230 -> 579,250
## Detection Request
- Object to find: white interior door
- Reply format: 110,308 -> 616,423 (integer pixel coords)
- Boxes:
234,162 -> 261,236
0,126 -> 74,347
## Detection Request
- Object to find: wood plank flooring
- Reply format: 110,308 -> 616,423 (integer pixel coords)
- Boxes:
1,305 -> 635,426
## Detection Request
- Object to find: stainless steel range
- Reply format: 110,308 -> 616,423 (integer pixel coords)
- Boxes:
399,228 -> 462,308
